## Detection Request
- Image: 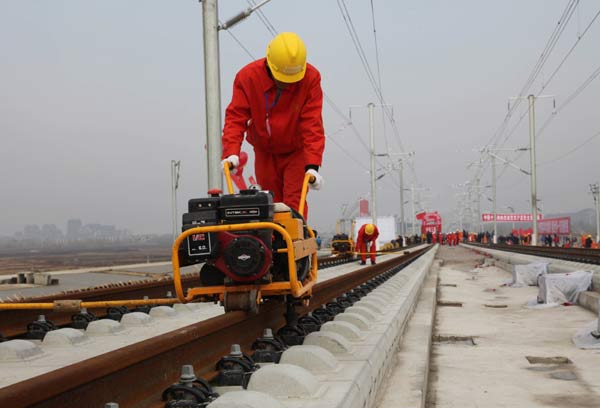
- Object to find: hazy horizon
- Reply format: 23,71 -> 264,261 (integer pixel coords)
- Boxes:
2,1 -> 599,236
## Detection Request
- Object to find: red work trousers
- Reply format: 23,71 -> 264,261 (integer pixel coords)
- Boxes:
254,148 -> 308,219
357,239 -> 376,263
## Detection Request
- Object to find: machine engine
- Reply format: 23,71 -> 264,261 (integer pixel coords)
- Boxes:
179,189 -> 276,285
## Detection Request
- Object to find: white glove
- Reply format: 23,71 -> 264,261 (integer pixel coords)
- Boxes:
306,169 -> 324,190
221,155 -> 240,175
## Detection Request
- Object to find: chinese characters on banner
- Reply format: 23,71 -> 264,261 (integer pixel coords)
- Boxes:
481,213 -> 543,222
416,211 -> 443,234
538,217 -> 571,235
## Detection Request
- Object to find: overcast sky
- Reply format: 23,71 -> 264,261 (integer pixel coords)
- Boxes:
1,0 -> 599,235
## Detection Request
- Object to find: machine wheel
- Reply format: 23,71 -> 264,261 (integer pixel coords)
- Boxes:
224,290 -> 259,314
295,256 -> 310,282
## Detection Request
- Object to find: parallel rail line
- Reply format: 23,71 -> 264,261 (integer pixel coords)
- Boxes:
468,243 -> 600,265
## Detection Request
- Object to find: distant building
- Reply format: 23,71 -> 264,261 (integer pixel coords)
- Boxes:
41,224 -> 64,241
66,219 -> 83,240
23,224 -> 41,240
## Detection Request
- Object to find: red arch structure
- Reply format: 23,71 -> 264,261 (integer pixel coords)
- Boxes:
416,211 -> 443,234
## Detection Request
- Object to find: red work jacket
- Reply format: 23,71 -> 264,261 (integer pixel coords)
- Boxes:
221,58 -> 325,167
356,225 -> 379,244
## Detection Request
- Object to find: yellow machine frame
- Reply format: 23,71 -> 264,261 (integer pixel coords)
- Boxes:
330,237 -> 355,255
171,168 -> 318,305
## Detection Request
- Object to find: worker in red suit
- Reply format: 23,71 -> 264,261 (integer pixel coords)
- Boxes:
221,32 -> 325,219
356,223 -> 379,265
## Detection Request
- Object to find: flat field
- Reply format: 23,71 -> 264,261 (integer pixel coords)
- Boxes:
0,246 -> 171,275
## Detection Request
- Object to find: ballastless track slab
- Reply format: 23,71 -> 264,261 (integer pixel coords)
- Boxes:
0,247 -> 430,408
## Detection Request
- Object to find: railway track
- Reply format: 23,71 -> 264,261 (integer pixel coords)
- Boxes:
0,252 -> 361,340
467,243 -> 600,265
0,246 -> 431,408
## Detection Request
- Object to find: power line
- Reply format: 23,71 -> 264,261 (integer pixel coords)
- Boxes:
337,0 -> 414,183
494,4 -> 600,180
537,6 -> 600,95
538,60 -> 600,137
337,0 -> 381,100
502,56 -> 600,174
221,23 -> 256,59
325,123 -> 371,172
471,0 -> 580,190
323,94 -> 388,169
369,0 -> 390,155
539,128 -> 600,166
225,0 -> 406,190
337,0 -> 407,152
482,0 -> 579,151
247,0 -> 277,36
518,0 -> 578,98
233,6 -> 380,172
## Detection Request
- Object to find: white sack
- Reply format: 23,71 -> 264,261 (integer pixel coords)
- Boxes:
537,271 -> 593,304
511,262 -> 549,287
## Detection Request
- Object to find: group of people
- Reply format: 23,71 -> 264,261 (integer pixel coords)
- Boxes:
412,230 -> 469,246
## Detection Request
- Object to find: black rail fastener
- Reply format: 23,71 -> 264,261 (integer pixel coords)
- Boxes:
133,296 -> 154,314
162,364 -> 218,408
251,328 -> 286,363
297,313 -> 322,334
359,283 -> 373,293
71,308 -> 97,330
363,281 -> 377,290
336,296 -> 354,309
106,306 -> 129,321
213,344 -> 259,388
325,300 -> 345,315
277,324 -> 307,347
26,315 -> 57,340
353,287 -> 368,298
312,306 -> 335,323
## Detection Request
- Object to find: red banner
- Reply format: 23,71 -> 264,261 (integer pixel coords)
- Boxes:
482,213 -> 543,222
538,217 -> 571,235
416,211 -> 443,234
359,199 -> 369,217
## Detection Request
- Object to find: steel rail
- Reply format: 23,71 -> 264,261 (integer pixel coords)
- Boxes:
0,253 -> 361,339
467,242 -> 600,265
0,246 -> 430,408
0,247 -> 415,339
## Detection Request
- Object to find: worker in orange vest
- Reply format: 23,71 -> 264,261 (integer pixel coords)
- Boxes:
356,223 -> 379,265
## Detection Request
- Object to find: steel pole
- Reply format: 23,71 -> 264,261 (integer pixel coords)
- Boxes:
399,159 -> 405,237
593,183 -> 600,242
492,155 -> 497,243
596,188 -> 600,243
368,102 -> 377,226
476,177 -> 481,233
411,183 -> 416,236
171,162 -> 176,242
203,0 -> 223,191
528,94 -> 538,245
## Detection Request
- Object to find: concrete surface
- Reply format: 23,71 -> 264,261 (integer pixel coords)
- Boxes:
426,245 -> 600,408
377,259 -> 439,408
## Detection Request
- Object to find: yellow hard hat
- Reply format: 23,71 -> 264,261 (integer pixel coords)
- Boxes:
266,32 -> 307,83
365,224 -> 375,235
